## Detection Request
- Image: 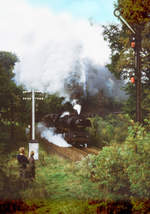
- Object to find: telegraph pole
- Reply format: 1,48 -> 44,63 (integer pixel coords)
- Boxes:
23,90 -> 44,159
32,89 -> 35,140
114,8 -> 142,123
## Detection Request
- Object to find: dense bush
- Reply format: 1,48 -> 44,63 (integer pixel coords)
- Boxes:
122,122 -> 150,199
88,114 -> 131,147
76,146 -> 130,201
77,121 -> 150,200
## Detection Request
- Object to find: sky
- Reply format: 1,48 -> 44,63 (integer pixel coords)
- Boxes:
27,0 -> 118,24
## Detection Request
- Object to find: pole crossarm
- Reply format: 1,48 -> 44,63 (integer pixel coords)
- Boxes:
23,91 -> 44,100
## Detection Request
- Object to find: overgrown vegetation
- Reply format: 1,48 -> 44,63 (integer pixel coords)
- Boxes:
88,114 -> 131,147
0,146 -> 102,213
1,119 -> 150,213
77,120 -> 150,212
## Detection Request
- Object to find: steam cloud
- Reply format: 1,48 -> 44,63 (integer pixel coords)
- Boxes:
0,0 -> 126,101
72,100 -> 82,114
37,123 -> 71,147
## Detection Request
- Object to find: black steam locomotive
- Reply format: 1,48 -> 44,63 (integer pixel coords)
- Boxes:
42,112 -> 91,147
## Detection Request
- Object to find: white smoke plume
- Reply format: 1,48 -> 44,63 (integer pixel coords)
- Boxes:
74,104 -> 82,115
60,112 -> 70,118
72,100 -> 82,114
37,123 -> 71,147
0,0 -> 127,101
0,0 -> 111,98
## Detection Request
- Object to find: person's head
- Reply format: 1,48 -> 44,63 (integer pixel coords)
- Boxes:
30,151 -> 34,157
19,147 -> 25,154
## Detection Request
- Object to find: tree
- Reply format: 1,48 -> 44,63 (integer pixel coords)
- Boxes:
103,1 -> 150,120
116,0 -> 150,25
0,51 -> 23,145
114,0 -> 150,122
0,51 -> 18,111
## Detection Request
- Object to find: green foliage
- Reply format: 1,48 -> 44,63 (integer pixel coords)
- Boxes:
78,121 -> 150,201
0,146 -> 103,213
0,146 -> 99,201
90,115 -> 114,146
77,147 -> 130,201
122,84 -> 136,120
122,123 -> 150,199
142,88 -> 150,120
26,199 -> 97,214
0,51 -> 18,112
117,0 -> 150,24
88,114 -> 131,147
0,51 -> 26,144
103,24 -> 133,79
103,18 -> 150,120
0,152 -> 21,200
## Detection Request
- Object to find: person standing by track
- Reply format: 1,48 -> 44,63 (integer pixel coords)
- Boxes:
17,147 -> 29,188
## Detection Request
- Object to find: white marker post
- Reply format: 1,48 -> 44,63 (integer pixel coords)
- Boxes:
29,142 -> 39,160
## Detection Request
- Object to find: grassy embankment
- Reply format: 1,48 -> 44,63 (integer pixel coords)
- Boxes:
1,143 -> 103,213
1,142 -> 149,213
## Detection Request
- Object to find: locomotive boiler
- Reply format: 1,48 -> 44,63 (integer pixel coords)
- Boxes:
42,112 -> 91,147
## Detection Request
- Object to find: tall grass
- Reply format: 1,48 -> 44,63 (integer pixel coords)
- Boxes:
0,146 -> 103,213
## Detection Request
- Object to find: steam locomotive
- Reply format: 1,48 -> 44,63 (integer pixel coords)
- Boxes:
42,112 -> 91,147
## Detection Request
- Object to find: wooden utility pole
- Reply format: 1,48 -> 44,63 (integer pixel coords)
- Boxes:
135,26 -> 142,122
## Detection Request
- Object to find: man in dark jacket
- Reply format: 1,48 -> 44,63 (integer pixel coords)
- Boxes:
17,147 -> 29,179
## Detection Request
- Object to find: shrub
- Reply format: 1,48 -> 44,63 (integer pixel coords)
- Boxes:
88,114 -> 131,147
77,146 -> 130,201
122,122 -> 150,199
78,120 -> 150,201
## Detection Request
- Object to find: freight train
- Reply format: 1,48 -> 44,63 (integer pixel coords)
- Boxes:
42,112 -> 91,147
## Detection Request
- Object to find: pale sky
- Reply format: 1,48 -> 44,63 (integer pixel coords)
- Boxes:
27,0 -> 118,24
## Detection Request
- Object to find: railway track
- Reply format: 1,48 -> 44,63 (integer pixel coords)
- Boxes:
82,147 -> 99,155
41,139 -> 100,161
